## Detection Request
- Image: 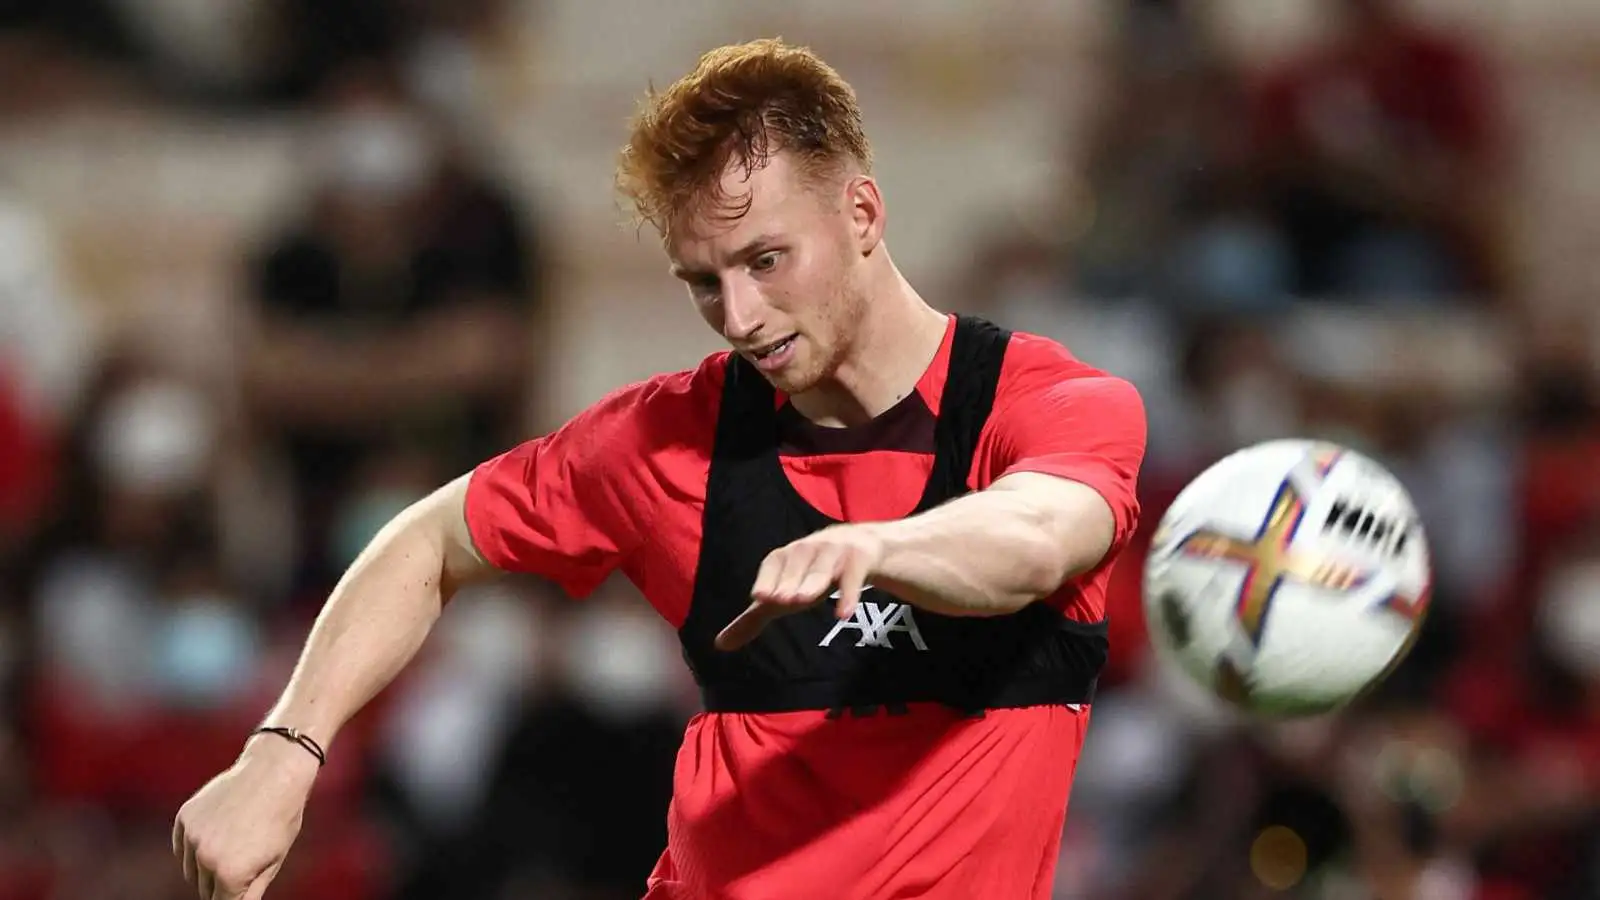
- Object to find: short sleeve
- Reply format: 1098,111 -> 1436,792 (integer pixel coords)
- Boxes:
464,384 -> 654,598
977,337 -> 1148,562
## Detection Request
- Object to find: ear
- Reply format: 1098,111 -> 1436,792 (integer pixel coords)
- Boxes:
844,175 -> 885,257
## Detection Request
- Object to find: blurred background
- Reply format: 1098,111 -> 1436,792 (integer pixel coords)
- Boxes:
0,0 -> 1597,897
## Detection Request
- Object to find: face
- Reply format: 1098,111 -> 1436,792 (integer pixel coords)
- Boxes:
665,152 -> 880,395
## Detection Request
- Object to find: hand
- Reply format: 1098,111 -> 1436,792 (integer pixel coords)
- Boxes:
715,524 -> 887,651
172,735 -> 319,899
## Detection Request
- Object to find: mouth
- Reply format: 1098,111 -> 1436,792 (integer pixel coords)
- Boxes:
748,334 -> 797,361
744,334 -> 799,373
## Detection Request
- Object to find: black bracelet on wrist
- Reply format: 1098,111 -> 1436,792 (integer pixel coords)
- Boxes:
251,726 -> 327,767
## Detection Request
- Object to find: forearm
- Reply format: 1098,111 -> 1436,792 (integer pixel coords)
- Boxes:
256,480 -> 486,751
868,473 -> 1114,617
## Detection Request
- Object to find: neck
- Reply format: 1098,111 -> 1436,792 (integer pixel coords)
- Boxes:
790,256 -> 949,427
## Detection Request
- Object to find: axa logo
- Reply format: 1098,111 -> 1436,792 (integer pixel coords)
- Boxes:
819,586 -> 929,650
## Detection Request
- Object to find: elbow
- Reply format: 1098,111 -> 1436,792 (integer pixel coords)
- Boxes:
986,529 -> 1075,615
1008,511 -> 1113,609
1020,535 -> 1074,603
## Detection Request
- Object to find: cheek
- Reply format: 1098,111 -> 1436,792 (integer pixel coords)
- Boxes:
792,254 -> 850,325
818,269 -> 859,331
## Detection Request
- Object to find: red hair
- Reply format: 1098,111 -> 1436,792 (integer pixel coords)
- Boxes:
616,38 -> 873,233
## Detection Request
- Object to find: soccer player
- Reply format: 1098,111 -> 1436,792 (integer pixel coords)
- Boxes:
174,38 -> 1146,900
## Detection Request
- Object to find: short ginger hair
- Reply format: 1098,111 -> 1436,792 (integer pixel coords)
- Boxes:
616,38 -> 874,234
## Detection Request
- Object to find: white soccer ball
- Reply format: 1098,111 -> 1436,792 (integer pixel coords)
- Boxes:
1142,439 -> 1433,717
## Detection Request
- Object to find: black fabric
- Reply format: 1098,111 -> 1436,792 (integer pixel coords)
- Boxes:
680,315 -> 1108,716
775,389 -> 935,456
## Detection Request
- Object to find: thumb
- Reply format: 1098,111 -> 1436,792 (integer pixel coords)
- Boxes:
714,600 -> 782,652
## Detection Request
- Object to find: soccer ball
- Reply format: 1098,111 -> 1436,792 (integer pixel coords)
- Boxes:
1142,439 -> 1432,717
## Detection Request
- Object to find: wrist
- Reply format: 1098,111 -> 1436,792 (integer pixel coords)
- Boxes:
253,726 -> 327,765
242,728 -> 326,778
860,519 -> 909,572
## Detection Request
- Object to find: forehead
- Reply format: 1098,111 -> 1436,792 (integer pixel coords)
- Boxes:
665,154 -> 829,266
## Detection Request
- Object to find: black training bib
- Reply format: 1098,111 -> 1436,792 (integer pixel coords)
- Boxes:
679,316 -> 1108,717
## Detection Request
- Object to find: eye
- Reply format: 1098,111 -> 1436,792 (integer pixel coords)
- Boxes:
750,250 -> 781,273
688,275 -> 721,300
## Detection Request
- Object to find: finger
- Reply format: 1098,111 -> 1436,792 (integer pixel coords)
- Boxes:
790,545 -> 844,605
238,859 -> 283,900
749,548 -> 789,602
833,547 -> 871,621
765,543 -> 814,604
715,601 -> 781,652
777,538 -> 838,602
172,818 -> 185,860
183,838 -> 198,887
198,865 -> 215,900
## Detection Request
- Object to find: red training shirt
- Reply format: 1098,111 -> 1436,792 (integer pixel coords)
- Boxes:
466,315 -> 1146,899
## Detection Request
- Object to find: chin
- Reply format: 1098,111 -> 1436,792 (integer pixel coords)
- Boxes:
765,367 -> 822,396
769,355 -> 830,396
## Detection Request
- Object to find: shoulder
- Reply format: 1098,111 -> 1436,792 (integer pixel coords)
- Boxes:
628,350 -> 730,421
1000,329 -> 1099,376
565,350 -> 731,452
997,330 -> 1143,414
472,351 -> 730,518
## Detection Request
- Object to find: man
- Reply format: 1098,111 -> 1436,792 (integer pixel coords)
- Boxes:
1249,0 -> 1506,297
173,38 -> 1146,900
245,63 -> 542,595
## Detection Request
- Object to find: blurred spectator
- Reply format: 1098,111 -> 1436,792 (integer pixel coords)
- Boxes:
267,0 -> 514,105
1426,532 -> 1600,897
0,0 -> 518,110
242,63 -> 544,596
26,356 -> 228,798
1072,0 -> 1290,315
0,379 -> 51,561
1516,311 -> 1598,438
0,0 -> 143,71
1249,0 -> 1509,300
0,189 -> 94,561
17,349 -> 392,900
265,0 -> 411,103
371,580 -> 691,900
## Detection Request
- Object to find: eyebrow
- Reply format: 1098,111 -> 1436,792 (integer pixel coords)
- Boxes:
670,234 -> 783,280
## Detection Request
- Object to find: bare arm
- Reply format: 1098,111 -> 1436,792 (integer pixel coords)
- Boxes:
717,472 -> 1120,650
867,472 -> 1117,617
249,473 -> 496,755
716,366 -> 1144,652
175,472 -> 501,898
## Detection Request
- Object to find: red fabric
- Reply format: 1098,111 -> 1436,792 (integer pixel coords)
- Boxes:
0,856 -> 53,900
26,669 -> 375,818
647,705 -> 1091,899
464,317 -> 1146,898
465,317 -> 1146,626
1519,432 -> 1600,558
0,370 -> 53,534
1449,432 -> 1600,663
1097,470 -> 1194,687
1251,24 -> 1501,168
272,815 -> 392,900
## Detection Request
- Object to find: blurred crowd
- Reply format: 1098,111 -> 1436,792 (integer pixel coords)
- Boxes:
0,0 -> 1597,898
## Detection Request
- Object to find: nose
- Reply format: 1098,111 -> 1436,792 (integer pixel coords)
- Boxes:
720,275 -> 765,343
